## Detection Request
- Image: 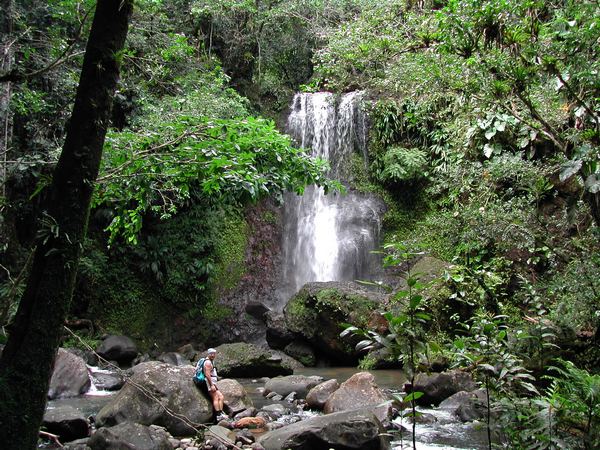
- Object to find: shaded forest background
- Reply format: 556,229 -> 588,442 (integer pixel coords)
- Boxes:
0,0 -> 598,447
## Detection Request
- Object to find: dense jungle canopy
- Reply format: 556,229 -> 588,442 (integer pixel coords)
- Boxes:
0,0 -> 598,448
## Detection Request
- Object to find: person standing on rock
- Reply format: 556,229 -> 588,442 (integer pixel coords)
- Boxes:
197,348 -> 227,421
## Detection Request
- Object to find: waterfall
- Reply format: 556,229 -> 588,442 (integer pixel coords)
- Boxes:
278,92 -> 384,305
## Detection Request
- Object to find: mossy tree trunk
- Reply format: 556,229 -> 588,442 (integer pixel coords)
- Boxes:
0,1 -> 132,447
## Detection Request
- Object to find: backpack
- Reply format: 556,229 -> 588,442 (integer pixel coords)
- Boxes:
193,358 -> 207,385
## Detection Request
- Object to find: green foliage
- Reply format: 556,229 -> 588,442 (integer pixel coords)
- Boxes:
452,311 -> 538,448
61,331 -> 100,352
548,360 -> 600,448
95,115 -> 338,245
341,241 -> 434,449
377,146 -> 428,184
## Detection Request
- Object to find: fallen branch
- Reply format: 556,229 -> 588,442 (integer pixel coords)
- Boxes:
39,430 -> 63,447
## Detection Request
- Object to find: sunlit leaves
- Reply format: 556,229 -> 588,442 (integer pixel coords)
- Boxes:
95,116 -> 340,244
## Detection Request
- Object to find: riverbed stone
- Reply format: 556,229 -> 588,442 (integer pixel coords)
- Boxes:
205,425 -> 236,446
62,438 -> 90,450
43,405 -> 89,442
323,372 -> 388,414
88,422 -> 171,450
440,389 -> 488,422
257,409 -> 390,450
263,374 -> 324,399
306,379 -> 340,410
213,342 -> 297,377
96,335 -> 138,365
91,370 -> 125,391
284,282 -> 387,365
407,370 -> 478,406
48,348 -> 91,399
95,361 -> 212,435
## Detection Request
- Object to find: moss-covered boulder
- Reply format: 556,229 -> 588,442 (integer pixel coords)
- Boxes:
284,282 -> 387,365
214,343 -> 299,377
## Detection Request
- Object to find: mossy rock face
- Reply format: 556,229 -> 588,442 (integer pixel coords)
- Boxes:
410,256 -> 450,283
284,282 -> 387,365
213,342 -> 298,377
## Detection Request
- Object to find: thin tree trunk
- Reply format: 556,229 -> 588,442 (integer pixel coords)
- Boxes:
0,1 -> 133,448
0,0 -> 14,198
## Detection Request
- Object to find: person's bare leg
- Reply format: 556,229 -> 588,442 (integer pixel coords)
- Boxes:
210,391 -> 220,412
217,391 -> 224,411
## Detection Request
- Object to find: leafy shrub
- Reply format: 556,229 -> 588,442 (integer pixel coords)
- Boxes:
377,146 -> 428,184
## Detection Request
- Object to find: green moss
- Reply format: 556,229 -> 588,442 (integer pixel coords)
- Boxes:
201,300 -> 233,322
261,210 -> 279,225
285,291 -> 318,335
212,212 -> 248,293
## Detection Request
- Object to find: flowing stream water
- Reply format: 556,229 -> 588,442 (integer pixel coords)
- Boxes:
277,92 -> 385,306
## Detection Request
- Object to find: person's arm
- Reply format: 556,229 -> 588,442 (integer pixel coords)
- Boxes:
204,360 -> 216,391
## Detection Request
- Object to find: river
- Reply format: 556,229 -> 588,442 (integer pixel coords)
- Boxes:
45,365 -> 488,449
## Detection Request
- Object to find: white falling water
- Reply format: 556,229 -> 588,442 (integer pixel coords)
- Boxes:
279,92 -> 384,304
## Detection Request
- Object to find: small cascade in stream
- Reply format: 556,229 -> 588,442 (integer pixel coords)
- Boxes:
278,92 -> 385,305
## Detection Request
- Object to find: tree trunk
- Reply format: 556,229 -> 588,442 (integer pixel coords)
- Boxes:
0,0 -> 16,272
0,0 -> 13,196
0,1 -> 133,448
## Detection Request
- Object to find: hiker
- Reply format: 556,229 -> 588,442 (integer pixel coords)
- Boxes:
194,348 -> 228,421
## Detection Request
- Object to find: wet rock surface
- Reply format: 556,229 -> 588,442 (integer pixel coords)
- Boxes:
213,342 -> 298,377
48,348 -> 91,400
96,335 -> 138,365
407,370 -> 478,406
43,405 -> 89,442
323,371 -> 387,414
95,361 -> 212,435
257,409 -> 391,450
263,374 -> 324,399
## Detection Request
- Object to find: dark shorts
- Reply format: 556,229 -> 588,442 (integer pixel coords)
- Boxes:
195,378 -> 218,396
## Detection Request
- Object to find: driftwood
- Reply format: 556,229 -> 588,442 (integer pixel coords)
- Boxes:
39,430 -> 63,447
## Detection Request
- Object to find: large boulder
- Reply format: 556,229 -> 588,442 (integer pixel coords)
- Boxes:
407,370 -> 478,406
88,422 -> 171,450
217,378 -> 253,415
43,405 -> 89,442
439,389 -> 488,422
96,335 -> 138,365
284,282 -> 386,364
258,409 -> 390,450
213,343 -> 298,377
95,361 -> 212,435
264,375 -> 324,399
323,372 -> 388,414
48,348 -> 91,399
306,379 -> 340,410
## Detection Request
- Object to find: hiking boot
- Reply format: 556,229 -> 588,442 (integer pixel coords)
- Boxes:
216,412 -> 229,421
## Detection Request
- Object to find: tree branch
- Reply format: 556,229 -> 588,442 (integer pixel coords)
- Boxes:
0,7 -> 93,84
